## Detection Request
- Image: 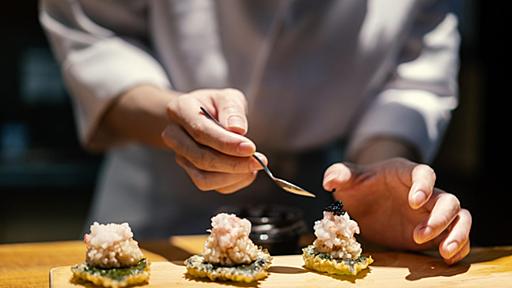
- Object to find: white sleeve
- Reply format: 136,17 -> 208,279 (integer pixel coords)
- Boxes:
39,0 -> 171,148
347,1 -> 460,163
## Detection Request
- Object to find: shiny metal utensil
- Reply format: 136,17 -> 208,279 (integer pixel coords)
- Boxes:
200,107 -> 316,198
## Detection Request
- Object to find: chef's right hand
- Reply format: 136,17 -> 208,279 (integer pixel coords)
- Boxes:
161,89 -> 267,194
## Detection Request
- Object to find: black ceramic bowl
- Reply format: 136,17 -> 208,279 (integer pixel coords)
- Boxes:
216,205 -> 307,255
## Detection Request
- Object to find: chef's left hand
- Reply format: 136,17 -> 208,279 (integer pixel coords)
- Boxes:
323,158 -> 472,264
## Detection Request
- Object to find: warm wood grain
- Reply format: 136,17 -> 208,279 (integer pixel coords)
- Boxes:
0,241 -> 166,288
50,250 -> 512,288
1,236 -> 512,288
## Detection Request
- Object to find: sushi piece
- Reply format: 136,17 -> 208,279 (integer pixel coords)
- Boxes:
302,201 -> 373,276
71,222 -> 150,288
185,213 -> 272,283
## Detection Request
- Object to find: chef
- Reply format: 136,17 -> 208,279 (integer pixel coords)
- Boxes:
40,0 -> 471,264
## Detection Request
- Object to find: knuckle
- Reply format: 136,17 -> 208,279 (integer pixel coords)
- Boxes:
447,194 -> 461,211
422,165 -> 436,181
414,164 -> 436,180
222,102 -> 242,114
451,225 -> 468,242
223,88 -> 247,108
224,88 -> 244,99
189,120 -> 202,134
161,128 -> 174,148
438,215 -> 453,229
435,195 -> 460,228
461,209 -> 472,224
188,121 -> 206,141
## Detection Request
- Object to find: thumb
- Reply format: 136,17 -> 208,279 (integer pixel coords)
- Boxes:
215,89 -> 248,135
323,162 -> 359,192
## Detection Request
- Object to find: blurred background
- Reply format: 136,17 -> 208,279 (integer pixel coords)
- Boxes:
0,1 -> 509,246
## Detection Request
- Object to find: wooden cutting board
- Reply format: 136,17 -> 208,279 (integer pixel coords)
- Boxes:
50,247 -> 512,288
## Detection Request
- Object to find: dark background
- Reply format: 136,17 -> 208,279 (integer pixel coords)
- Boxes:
0,1 -> 510,245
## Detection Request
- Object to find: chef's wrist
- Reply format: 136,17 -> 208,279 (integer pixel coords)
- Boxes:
98,85 -> 179,149
347,136 -> 421,165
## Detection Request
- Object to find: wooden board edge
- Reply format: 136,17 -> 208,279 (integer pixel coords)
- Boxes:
49,266 -> 68,288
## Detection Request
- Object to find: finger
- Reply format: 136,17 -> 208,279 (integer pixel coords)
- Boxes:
322,163 -> 357,192
167,95 -> 255,157
214,89 -> 249,135
176,155 -> 256,191
162,124 -> 267,173
413,191 -> 461,244
439,209 -> 472,260
408,164 -> 436,209
216,171 -> 258,194
445,240 -> 470,265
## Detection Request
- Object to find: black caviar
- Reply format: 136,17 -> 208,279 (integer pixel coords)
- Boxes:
324,201 -> 345,216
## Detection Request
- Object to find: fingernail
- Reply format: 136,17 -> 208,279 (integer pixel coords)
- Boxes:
324,172 -> 338,185
413,190 -> 427,206
446,241 -> 458,256
238,142 -> 255,154
421,225 -> 432,237
228,115 -> 245,129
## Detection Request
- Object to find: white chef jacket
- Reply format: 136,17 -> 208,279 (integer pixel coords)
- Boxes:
40,0 -> 459,238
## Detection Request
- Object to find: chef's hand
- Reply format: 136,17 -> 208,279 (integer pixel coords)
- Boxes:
323,158 -> 472,264
162,89 -> 266,193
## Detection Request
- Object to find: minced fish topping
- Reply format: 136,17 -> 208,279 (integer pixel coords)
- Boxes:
202,213 -> 259,266
84,222 -> 144,268
313,202 -> 362,259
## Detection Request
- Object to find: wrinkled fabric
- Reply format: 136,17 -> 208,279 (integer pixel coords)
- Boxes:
40,0 -> 459,237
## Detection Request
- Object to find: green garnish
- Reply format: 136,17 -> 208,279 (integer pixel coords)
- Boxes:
79,259 -> 148,281
305,245 -> 368,264
192,257 -> 268,274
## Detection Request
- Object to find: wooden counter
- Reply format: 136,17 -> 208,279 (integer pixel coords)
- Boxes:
1,235 -> 511,287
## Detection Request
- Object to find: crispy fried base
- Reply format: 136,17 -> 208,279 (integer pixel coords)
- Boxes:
71,259 -> 150,288
302,245 -> 373,276
185,249 -> 272,283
